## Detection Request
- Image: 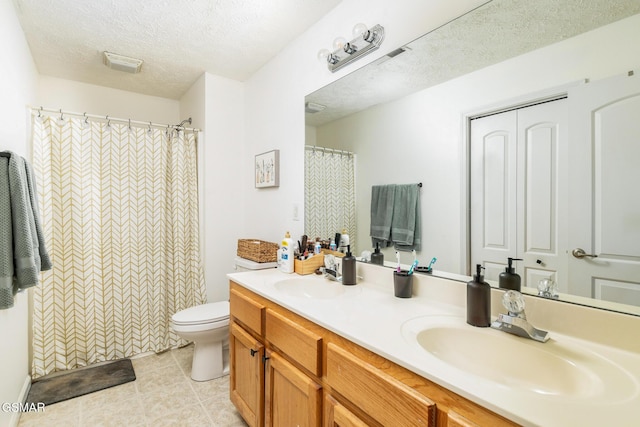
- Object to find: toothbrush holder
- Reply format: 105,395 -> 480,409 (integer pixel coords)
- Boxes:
393,271 -> 413,298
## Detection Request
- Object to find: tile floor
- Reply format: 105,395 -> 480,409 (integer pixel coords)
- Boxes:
18,345 -> 247,427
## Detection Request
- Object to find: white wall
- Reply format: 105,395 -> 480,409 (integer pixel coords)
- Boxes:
0,1 -> 39,425
314,13 -> 640,274
38,76 -> 180,124
242,0 -> 489,243
181,73 -> 245,303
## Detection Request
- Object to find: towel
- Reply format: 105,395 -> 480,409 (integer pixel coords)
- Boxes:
370,184 -> 396,247
0,151 -> 52,310
0,156 -> 14,309
391,184 -> 421,252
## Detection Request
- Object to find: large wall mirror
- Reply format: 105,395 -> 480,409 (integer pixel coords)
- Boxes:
304,0 -> 640,316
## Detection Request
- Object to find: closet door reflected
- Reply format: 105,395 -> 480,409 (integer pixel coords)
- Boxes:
470,99 -> 567,290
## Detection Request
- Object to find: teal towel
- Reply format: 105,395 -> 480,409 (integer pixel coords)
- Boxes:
392,184 -> 421,251
370,184 -> 396,247
0,151 -> 52,310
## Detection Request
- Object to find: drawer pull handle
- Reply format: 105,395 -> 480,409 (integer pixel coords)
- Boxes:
250,349 -> 258,357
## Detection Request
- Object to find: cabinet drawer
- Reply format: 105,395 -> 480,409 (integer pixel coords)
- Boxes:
230,287 -> 265,336
326,343 -> 435,427
266,308 -> 322,376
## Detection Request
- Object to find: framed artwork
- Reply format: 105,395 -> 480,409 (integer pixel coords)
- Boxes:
255,149 -> 279,188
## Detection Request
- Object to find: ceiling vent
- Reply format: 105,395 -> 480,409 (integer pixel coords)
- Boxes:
305,102 -> 326,114
102,51 -> 143,74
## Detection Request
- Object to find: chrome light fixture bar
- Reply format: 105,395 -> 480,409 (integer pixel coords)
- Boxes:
319,24 -> 385,73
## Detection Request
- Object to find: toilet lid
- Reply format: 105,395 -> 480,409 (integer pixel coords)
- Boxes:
172,301 -> 229,325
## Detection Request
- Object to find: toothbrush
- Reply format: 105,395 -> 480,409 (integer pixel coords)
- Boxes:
408,259 -> 419,275
427,257 -> 437,271
395,251 -> 401,272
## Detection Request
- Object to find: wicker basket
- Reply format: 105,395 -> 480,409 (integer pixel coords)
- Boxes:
237,239 -> 279,263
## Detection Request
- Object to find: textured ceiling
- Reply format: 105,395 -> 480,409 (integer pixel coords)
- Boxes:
305,0 -> 640,126
13,0 -> 342,99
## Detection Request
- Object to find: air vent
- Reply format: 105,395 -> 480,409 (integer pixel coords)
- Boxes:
305,102 -> 326,114
103,51 -> 143,74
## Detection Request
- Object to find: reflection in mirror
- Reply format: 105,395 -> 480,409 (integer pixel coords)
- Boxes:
304,0 -> 640,316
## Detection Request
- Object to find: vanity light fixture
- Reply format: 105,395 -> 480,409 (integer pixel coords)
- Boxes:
102,51 -> 143,74
318,23 -> 385,73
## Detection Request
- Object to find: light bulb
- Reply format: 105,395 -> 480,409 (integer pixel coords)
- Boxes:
332,36 -> 346,51
352,23 -> 368,38
317,49 -> 330,63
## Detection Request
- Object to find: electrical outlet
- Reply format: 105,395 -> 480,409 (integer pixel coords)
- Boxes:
292,202 -> 300,221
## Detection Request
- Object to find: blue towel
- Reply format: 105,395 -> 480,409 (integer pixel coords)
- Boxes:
0,151 -> 51,310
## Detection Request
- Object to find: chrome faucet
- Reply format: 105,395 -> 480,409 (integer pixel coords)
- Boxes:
491,290 -> 550,343
322,255 -> 341,282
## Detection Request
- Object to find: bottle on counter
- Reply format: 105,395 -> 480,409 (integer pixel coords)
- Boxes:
279,231 -> 294,274
342,245 -> 357,285
466,264 -> 490,327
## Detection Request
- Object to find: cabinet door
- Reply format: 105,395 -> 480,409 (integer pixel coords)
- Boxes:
324,393 -> 369,427
230,322 -> 265,427
265,351 -> 322,427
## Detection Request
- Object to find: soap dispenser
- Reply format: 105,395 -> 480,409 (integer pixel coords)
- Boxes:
498,257 -> 523,291
467,264 -> 491,327
342,245 -> 357,285
371,242 -> 384,266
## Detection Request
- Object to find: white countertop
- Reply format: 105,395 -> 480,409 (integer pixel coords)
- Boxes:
227,267 -> 640,427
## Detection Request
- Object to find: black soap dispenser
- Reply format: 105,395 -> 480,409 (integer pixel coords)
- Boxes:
499,257 -> 523,291
342,245 -> 357,285
467,264 -> 491,327
371,242 -> 384,266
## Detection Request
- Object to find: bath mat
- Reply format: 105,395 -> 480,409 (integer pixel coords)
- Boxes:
26,359 -> 136,406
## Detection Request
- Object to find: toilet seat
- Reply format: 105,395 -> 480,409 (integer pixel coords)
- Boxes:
171,301 -> 229,326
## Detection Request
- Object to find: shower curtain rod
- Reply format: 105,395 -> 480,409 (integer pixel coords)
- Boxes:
29,106 -> 201,132
305,145 -> 354,156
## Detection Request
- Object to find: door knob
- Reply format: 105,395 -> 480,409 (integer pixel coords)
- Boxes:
572,248 -> 598,259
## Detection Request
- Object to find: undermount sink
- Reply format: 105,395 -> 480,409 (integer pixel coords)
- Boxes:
274,278 -> 359,299
401,315 -> 637,403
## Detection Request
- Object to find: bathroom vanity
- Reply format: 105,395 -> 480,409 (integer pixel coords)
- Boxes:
227,264 -> 640,427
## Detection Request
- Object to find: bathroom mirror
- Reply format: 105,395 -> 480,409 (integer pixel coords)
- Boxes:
304,0 -> 640,316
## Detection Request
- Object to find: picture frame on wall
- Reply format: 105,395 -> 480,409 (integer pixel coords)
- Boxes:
255,149 -> 279,188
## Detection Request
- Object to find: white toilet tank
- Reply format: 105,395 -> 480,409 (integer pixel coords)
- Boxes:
234,256 -> 277,272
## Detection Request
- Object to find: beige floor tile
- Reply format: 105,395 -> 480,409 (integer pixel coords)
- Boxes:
131,349 -> 177,376
18,398 -> 81,427
80,396 -> 146,427
146,402 -> 214,427
189,374 -> 230,403
139,380 -> 200,420
18,346 -> 247,427
202,397 -> 247,427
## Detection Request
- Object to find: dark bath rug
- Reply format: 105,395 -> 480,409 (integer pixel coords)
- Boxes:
26,359 -> 136,406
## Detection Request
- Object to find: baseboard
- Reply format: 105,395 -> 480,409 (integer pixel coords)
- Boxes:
9,375 -> 32,427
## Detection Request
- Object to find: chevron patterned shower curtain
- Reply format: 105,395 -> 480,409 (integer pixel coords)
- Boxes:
31,114 -> 206,377
304,147 -> 356,250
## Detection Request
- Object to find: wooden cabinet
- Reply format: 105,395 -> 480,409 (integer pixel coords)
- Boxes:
326,343 -> 435,426
324,393 -> 369,427
230,322 -> 265,427
265,351 -> 322,427
229,281 -> 517,427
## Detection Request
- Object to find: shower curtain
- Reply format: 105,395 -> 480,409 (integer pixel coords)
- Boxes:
31,113 -> 206,377
304,147 -> 357,249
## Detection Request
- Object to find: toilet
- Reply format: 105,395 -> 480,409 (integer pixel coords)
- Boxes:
171,301 -> 230,381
